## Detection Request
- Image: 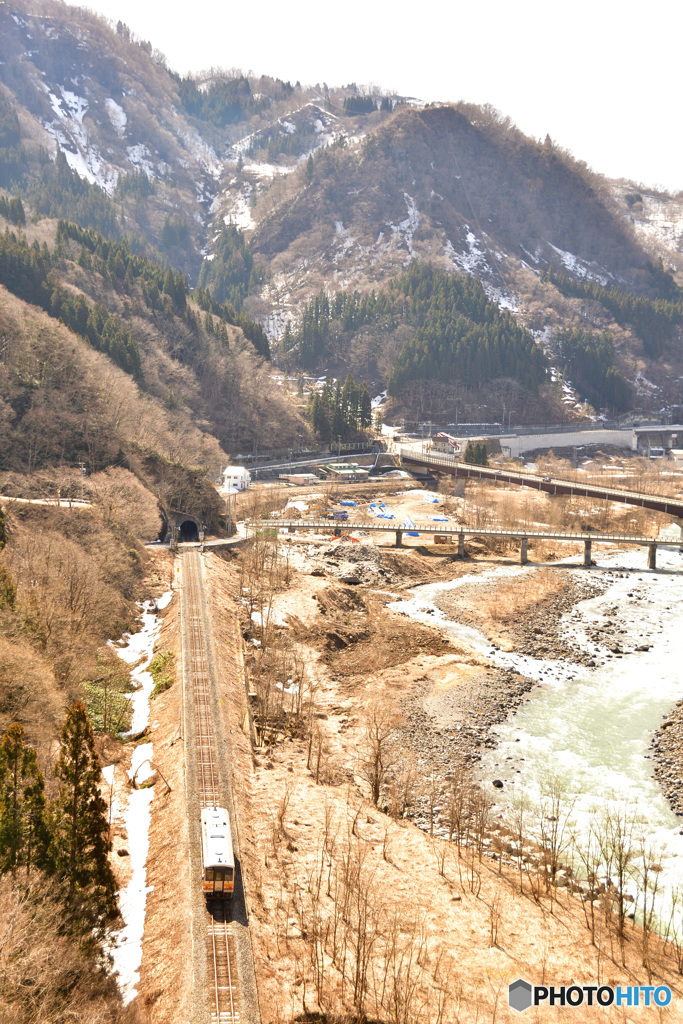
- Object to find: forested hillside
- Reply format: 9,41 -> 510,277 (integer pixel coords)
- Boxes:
2,0 -> 683,417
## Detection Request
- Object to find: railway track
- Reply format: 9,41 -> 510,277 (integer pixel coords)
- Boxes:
182,550 -> 240,1024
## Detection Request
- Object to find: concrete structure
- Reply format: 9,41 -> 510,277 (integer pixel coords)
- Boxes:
318,463 -> 370,482
669,449 -> 683,466
633,425 -> 683,456
169,510 -> 204,546
278,473 -> 318,485
222,465 -> 251,491
251,517 -> 665,570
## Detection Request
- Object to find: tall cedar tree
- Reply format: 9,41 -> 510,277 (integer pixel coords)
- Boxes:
464,441 -> 488,466
0,723 -> 49,875
50,701 -> 118,933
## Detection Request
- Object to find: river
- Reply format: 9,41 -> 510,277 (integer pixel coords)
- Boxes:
389,547 -> 683,923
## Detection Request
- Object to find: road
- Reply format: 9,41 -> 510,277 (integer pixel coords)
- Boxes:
0,494 -> 92,507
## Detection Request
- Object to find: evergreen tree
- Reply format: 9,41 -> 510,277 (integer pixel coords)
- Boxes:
464,441 -> 488,466
50,702 -> 118,934
0,723 -> 49,875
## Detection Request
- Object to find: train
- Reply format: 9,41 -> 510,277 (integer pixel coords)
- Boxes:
201,806 -> 235,898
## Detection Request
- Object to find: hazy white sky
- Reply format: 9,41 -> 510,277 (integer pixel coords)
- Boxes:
68,0 -> 681,193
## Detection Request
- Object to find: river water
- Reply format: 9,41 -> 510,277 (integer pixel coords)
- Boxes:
389,548 -> 683,919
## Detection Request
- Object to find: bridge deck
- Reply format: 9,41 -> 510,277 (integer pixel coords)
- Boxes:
249,518 -> 663,547
397,446 -> 683,519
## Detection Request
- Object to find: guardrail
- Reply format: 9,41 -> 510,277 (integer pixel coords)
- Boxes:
248,517 -> 669,569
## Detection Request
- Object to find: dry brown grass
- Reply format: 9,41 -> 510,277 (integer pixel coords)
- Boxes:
0,876 -> 139,1024
196,549 -> 683,1024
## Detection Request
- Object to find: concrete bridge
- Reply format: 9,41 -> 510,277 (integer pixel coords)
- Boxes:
397,446 -> 683,520
247,518 -> 668,569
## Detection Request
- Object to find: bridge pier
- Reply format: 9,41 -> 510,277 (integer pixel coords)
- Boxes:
583,539 -> 592,567
648,543 -> 657,570
395,529 -> 403,547
458,531 -> 465,558
520,537 -> 528,565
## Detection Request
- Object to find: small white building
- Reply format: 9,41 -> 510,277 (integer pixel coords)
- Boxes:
222,465 -> 251,491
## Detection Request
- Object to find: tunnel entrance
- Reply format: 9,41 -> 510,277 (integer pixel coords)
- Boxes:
178,519 -> 199,543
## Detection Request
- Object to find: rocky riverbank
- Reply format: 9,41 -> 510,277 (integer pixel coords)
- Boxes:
432,571 -> 606,664
651,701 -> 683,818
396,572 -> 608,798
400,666 -> 536,776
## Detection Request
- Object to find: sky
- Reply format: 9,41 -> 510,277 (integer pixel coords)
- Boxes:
67,0 -> 682,194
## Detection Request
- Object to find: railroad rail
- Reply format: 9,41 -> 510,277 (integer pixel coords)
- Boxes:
248,518 -> 670,568
397,445 -> 683,519
181,550 -> 239,1024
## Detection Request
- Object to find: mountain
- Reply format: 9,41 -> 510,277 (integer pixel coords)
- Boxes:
1,0 -> 683,426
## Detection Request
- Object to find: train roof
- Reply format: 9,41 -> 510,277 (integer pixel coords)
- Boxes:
201,806 -> 234,869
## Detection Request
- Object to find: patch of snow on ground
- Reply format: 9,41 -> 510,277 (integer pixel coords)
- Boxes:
388,193 -> 420,260
43,87 -> 118,193
58,88 -> 88,123
548,243 -> 609,285
112,595 -> 172,735
446,230 -> 488,275
110,778 -> 154,1004
334,221 -> 355,260
107,593 -> 171,1006
629,193 -> 683,251
105,98 -> 127,137
633,369 -> 660,394
126,144 -> 155,179
550,366 -> 580,405
371,390 -> 387,409
483,282 -> 517,311
179,129 -> 222,179
520,245 -> 541,265
243,161 -> 294,178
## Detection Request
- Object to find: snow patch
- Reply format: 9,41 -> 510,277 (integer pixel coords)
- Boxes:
107,593 -> 171,1006
388,193 -> 420,260
178,129 -> 222,179
42,86 -> 118,193
110,782 -> 154,1004
126,143 -> 155,179
548,243 -> 610,285
446,229 -> 488,275
105,98 -> 127,137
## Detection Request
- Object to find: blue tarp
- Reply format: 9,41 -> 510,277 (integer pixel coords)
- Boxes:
339,500 -> 357,506
429,515 -> 449,522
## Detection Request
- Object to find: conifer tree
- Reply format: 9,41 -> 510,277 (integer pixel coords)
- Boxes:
50,701 -> 118,933
0,723 -> 49,875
